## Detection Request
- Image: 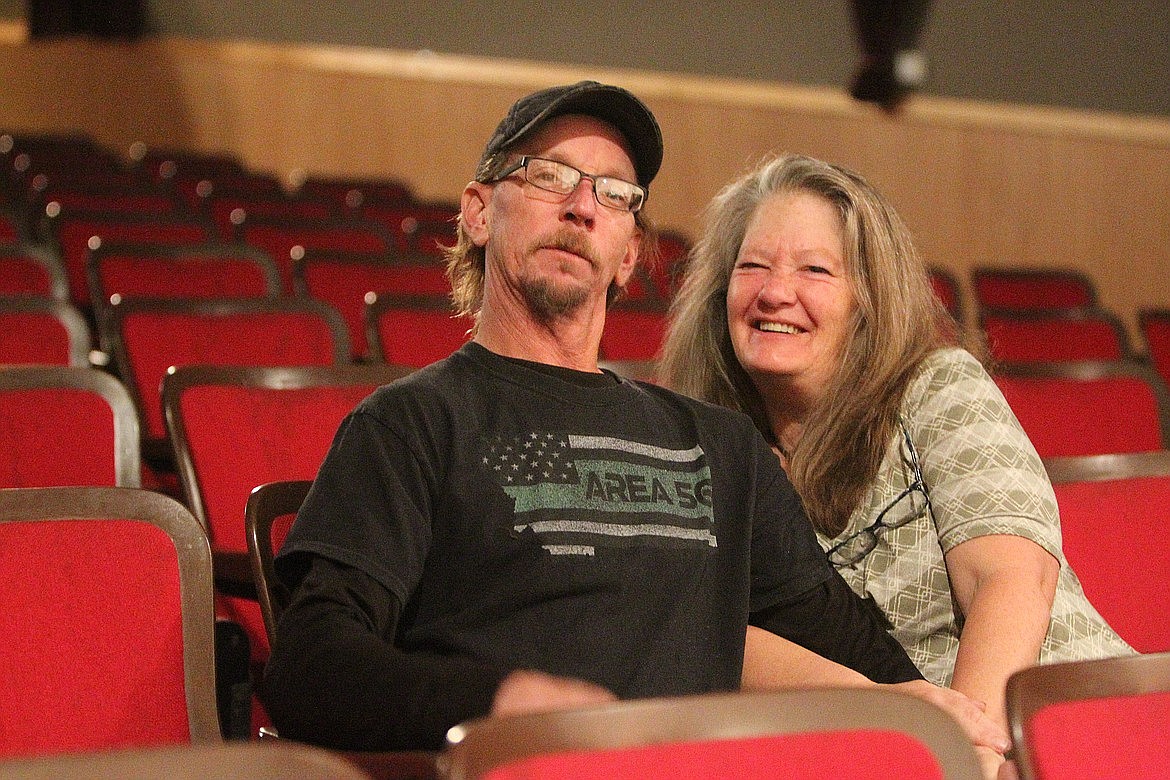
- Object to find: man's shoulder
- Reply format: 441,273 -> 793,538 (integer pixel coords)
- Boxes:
637,382 -> 764,438
359,353 -> 474,411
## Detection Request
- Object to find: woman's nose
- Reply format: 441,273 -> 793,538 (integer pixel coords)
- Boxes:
757,269 -> 797,305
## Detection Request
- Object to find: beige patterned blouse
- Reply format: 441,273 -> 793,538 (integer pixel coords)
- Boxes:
819,348 -> 1133,685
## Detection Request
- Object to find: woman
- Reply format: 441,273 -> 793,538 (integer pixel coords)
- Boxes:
661,153 -> 1132,745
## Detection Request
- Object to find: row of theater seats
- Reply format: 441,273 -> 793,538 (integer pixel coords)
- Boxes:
0,250 -> 670,365
0,131 -> 680,366
931,264 -> 1170,388
3,358 -> 1169,759
0,477 -> 1165,780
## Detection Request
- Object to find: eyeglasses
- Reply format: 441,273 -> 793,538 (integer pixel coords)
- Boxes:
826,421 -> 932,568
493,156 -> 646,213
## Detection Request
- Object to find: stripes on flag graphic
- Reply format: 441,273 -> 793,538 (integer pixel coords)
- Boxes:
482,431 -> 716,555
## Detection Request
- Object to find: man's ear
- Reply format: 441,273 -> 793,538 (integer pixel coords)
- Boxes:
462,181 -> 492,247
612,226 -> 641,290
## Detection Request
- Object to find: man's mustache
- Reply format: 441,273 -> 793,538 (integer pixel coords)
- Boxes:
530,231 -> 600,266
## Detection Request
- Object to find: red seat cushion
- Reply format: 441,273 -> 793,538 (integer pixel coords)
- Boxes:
482,729 -> 943,780
0,519 -> 190,757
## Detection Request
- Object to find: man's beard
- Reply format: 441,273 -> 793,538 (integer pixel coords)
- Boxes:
519,230 -> 601,321
520,276 -> 590,320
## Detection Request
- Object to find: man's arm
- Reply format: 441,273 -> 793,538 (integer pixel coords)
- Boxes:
261,556 -> 507,751
262,555 -> 617,751
749,572 -> 920,682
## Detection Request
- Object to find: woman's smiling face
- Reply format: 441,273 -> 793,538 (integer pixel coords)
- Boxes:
726,189 -> 857,403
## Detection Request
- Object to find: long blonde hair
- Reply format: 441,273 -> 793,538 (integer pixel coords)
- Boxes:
661,153 -> 973,536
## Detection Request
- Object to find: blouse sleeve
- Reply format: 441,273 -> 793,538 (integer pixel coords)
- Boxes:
902,349 -> 1063,559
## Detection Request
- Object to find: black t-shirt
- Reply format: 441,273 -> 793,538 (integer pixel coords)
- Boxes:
263,343 -> 920,750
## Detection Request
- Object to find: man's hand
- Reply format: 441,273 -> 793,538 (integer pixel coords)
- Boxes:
887,679 -> 1011,756
491,670 -> 618,717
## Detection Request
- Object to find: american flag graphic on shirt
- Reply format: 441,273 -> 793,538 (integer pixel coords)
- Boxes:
482,431 -> 716,556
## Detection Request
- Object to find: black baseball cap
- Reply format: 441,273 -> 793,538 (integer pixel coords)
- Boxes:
476,80 -> 663,189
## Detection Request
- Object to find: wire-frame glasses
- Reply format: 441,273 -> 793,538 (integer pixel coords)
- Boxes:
826,420 -> 932,568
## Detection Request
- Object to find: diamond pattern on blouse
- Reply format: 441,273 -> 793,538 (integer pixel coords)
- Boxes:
821,348 -> 1132,685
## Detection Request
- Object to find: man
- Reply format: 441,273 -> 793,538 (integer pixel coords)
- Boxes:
261,80 -> 1008,758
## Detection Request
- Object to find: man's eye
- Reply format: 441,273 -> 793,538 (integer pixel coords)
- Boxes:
599,185 -> 627,203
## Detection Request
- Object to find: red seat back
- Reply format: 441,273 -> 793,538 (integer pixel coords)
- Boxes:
102,298 -> 348,441
87,242 -> 280,308
600,305 -> 669,361
46,212 -> 213,308
358,202 -> 457,254
972,267 -> 1097,312
1027,692 -> 1170,779
445,688 -> 982,780
0,245 -> 66,298
238,217 -> 393,293
994,362 -> 1169,457
294,250 -> 451,359
164,365 -> 411,659
205,194 -> 335,243
0,367 -> 140,488
0,298 -> 91,366
0,487 -> 218,758
365,294 -> 473,367
1045,452 -> 1170,652
644,229 -> 690,299
1007,652 -> 1170,780
982,309 -> 1128,363
0,211 -> 21,243
482,729 -> 944,780
928,267 -> 963,321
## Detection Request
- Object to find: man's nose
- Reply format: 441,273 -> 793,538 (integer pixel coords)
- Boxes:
561,177 -> 597,224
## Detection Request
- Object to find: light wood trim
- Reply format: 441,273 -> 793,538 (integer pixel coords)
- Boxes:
2,34 -> 1169,345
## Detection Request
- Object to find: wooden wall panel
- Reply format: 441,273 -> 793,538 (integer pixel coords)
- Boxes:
1,30 -> 1167,342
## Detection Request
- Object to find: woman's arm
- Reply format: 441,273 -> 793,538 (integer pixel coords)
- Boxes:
742,625 -> 1010,756
945,533 -> 1059,728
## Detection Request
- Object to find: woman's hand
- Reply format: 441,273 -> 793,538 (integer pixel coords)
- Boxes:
886,678 -> 1011,756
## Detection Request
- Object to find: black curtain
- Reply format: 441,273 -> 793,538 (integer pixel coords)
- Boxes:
27,0 -> 147,39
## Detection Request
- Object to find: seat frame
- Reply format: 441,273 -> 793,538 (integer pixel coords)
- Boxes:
1042,449 -> 1170,484
245,479 -> 314,643
0,737 -> 373,780
442,687 -> 983,780
0,485 -> 220,746
1005,651 -> 1170,780
0,365 -> 141,487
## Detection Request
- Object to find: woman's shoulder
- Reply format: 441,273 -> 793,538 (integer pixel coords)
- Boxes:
907,348 -> 992,399
917,346 -> 989,380
902,347 -> 1004,423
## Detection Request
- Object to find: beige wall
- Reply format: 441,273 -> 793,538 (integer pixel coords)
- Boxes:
2,28 -> 1168,343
